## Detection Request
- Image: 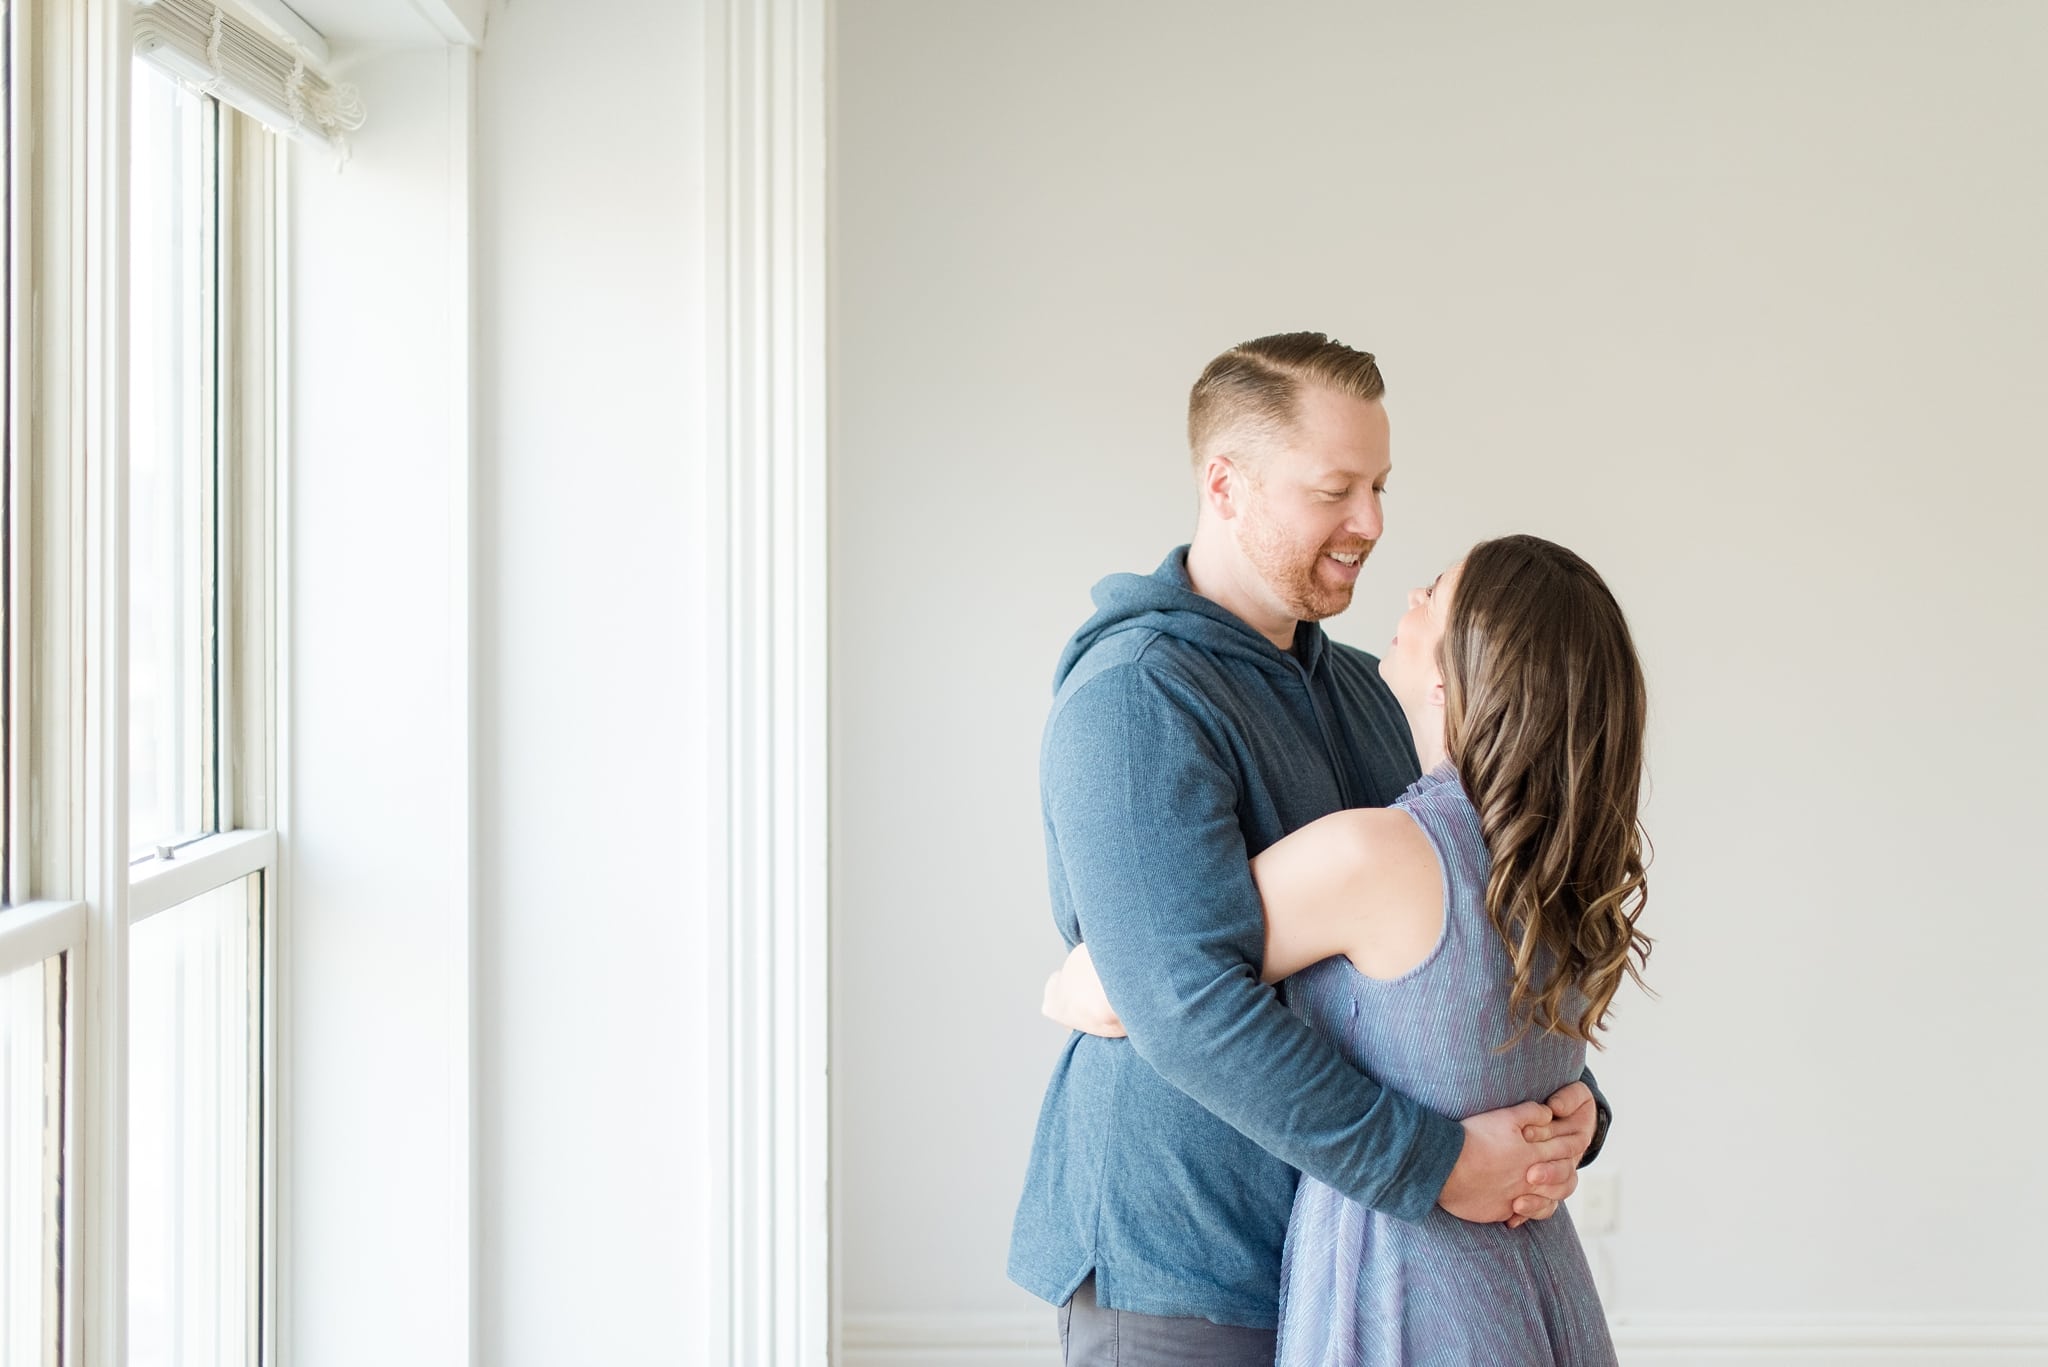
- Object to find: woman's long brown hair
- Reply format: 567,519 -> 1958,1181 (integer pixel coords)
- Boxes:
1441,535 -> 1652,1047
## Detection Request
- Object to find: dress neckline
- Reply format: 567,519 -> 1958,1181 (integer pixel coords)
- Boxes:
1404,760 -> 1462,802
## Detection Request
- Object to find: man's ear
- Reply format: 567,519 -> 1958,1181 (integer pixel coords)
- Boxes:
1201,454 -> 1245,521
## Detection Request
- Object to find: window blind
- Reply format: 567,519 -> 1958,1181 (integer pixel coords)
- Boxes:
133,0 -> 364,151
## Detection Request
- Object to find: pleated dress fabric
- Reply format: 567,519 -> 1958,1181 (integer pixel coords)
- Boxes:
1274,766 -> 1619,1367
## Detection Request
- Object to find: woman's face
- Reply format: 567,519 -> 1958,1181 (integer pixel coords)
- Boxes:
1381,560 -> 1462,716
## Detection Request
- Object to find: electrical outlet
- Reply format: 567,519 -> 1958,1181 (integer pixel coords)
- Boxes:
1571,1172 -> 1619,1235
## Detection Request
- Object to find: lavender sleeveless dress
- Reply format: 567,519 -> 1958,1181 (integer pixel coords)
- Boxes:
1274,765 -> 1618,1367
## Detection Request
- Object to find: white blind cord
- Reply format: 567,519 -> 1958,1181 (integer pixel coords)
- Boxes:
202,4 -> 223,92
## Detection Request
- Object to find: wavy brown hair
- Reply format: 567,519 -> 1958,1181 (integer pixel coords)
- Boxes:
1441,535 -> 1652,1047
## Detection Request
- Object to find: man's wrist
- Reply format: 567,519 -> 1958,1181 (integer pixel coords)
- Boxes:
1580,1099 -> 1612,1168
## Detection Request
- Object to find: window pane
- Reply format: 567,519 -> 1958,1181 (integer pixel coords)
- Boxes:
0,955 -> 62,1367
128,63 -> 218,857
130,876 -> 255,1367
1,0 -> 13,902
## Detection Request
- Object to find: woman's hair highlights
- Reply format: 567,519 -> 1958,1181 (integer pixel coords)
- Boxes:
1441,535 -> 1653,1047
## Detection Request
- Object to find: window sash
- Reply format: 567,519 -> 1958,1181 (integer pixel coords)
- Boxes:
0,900 -> 87,980
0,4 -> 282,1362
121,50 -> 277,1367
3,2 -> 128,1355
128,65 -> 221,859
0,0 -> 13,911
128,870 -> 261,1367
130,831 -> 270,926
0,951 -> 64,1367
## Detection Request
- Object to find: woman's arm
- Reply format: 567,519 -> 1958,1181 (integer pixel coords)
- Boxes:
1253,807 -> 1443,982
1042,943 -> 1126,1037
1044,806 -> 1444,1034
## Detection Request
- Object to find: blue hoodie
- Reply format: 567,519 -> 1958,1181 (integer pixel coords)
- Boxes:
1009,547 -> 1595,1330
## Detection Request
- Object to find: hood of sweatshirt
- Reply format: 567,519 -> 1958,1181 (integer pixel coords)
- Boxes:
1053,546 -> 1327,692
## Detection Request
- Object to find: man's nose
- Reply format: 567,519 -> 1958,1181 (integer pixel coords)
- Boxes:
1347,493 -> 1384,542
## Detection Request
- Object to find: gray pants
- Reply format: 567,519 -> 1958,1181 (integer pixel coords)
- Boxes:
1058,1275 -> 1278,1367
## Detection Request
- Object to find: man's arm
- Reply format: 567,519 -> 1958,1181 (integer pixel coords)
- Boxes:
1578,1066 -> 1612,1168
1049,665 -> 1568,1222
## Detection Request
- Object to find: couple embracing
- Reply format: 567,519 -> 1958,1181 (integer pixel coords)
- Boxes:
1010,333 -> 1651,1366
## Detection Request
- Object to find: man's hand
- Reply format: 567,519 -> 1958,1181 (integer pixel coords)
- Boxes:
1438,1097 -> 1586,1226
1502,1080 -> 1599,1226
1041,943 -> 1127,1038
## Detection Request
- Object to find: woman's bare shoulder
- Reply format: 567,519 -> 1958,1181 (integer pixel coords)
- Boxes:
1310,805 -> 1437,874
1333,806 -> 1447,979
1252,803 -> 1447,982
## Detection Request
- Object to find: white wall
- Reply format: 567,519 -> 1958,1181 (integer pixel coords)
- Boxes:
832,0 -> 2048,1355
473,0 -> 714,1363
286,46 -> 472,1367
288,4 -> 717,1364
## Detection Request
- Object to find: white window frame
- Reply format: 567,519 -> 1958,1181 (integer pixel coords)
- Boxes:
0,2 -> 283,1364
9,5 -> 838,1364
6,4 -> 132,1362
121,56 -> 282,1367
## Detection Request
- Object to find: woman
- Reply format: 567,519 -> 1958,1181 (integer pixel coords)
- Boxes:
1044,534 -> 1651,1366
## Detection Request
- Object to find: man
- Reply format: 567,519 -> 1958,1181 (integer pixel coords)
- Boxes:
1009,334 -> 1608,1364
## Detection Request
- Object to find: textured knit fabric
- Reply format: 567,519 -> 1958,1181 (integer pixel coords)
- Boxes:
1275,765 -> 1618,1366
1009,547 -> 1464,1329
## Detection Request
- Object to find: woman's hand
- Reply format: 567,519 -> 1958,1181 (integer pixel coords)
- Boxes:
1041,942 -> 1126,1038
1505,1080 -> 1598,1228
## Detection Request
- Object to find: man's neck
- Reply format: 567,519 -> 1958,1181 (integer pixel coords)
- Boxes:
1185,534 -> 1297,651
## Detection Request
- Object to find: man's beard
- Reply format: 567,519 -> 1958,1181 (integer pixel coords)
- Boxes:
1238,501 -> 1371,623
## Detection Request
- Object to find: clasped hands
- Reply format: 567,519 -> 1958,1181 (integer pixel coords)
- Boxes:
1441,1079 -> 1595,1229
1041,944 -> 1596,1229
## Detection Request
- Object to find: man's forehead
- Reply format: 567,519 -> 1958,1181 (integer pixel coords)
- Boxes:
1299,452 -> 1392,480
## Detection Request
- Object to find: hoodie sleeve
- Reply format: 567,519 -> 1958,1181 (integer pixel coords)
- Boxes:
1046,662 -> 1466,1222
1579,1065 -> 1612,1167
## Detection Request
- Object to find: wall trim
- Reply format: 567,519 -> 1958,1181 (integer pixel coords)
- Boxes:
838,1311 -> 2048,1367
704,0 -> 831,1365
444,39 -> 479,1367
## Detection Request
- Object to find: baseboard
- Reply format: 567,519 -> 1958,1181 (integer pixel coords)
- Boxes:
1609,1318 -> 2048,1365
837,1311 -> 2048,1366
838,1312 -> 1055,1367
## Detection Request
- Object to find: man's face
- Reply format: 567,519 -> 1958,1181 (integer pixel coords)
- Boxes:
1232,386 -> 1391,624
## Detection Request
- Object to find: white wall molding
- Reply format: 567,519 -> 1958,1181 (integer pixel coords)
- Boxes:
1613,1318 -> 2048,1362
444,39 -> 479,1367
839,1313 -> 1053,1367
704,0 -> 830,1365
839,1312 -> 2048,1367
404,0 -> 486,49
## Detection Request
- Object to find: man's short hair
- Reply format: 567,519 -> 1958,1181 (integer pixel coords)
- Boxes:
1187,332 -> 1385,466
